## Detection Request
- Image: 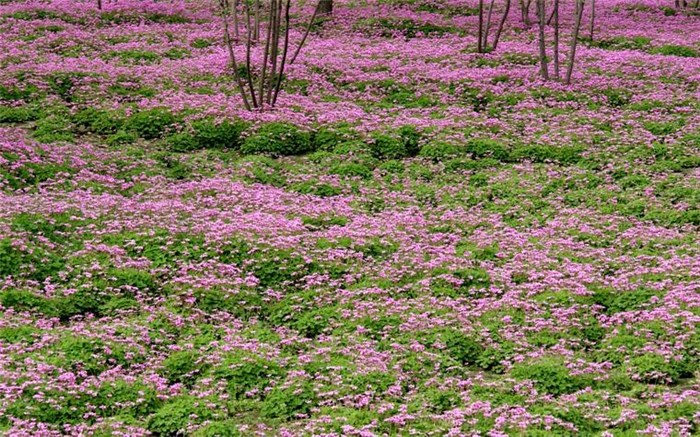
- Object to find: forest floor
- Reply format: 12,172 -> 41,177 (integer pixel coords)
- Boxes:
1,0 -> 700,435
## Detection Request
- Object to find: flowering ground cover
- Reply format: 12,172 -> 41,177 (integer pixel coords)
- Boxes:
1,0 -> 700,435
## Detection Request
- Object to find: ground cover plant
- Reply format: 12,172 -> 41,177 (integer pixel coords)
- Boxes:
1,0 -> 700,435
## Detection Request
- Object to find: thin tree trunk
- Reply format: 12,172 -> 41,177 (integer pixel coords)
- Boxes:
272,0 -> 292,105
97,0 -> 102,9
245,0 -> 258,107
258,0 -> 275,110
290,1 -> 322,65
221,0 -> 252,110
232,0 -> 240,41
266,0 -> 283,104
553,0 -> 560,80
589,0 -> 595,41
520,0 -> 532,27
254,0 -> 261,41
565,0 -> 585,85
478,0 -> 484,53
483,0 -> 497,50
536,0 -> 548,80
492,0 -> 511,51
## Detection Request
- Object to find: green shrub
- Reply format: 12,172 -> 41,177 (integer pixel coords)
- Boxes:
161,350 -> 208,385
419,141 -> 464,161
148,396 -> 219,435
465,138 -> 510,161
0,239 -> 65,282
213,353 -> 283,399
32,115 -> 74,142
443,330 -> 482,365
125,108 -> 179,140
369,125 -> 422,159
261,382 -> 317,420
0,289 -> 56,315
106,130 -> 137,146
511,357 -> 592,395
193,421 -> 244,437
191,118 -> 247,150
241,123 -> 314,156
72,108 -> 123,135
601,88 -> 632,107
652,45 -> 698,58
165,132 -> 199,152
0,325 -> 40,343
0,106 -> 39,123
330,162 -> 374,179
629,353 -> 693,384
313,125 -> 360,151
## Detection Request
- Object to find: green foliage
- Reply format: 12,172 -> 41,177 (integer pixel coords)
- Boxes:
241,123 -> 314,156
629,353 -> 693,384
586,36 -> 651,51
0,106 -> 40,123
601,88 -> 633,107
0,239 -> 65,282
161,350 -> 208,386
213,353 -> 283,399
511,357 -> 593,395
651,45 -> 698,58
125,108 -> 179,140
465,138 -> 509,161
443,330 -> 482,365
191,118 -> 248,150
106,130 -> 138,146
261,382 -> 317,420
72,107 -> 123,135
369,126 -> 422,159
148,396 -> 219,436
33,114 -> 74,142
313,125 -> 360,151
0,289 -> 55,315
419,141 -> 464,161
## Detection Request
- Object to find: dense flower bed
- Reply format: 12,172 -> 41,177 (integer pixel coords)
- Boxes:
1,0 -> 699,435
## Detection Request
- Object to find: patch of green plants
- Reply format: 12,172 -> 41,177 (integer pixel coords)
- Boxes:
241,122 -> 314,156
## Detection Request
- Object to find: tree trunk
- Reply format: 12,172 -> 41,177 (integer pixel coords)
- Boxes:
520,0 -> 532,27
589,0 -> 595,41
97,0 -> 102,9
492,0 -> 511,51
553,0 -> 560,80
477,0 -> 484,52
483,0 -> 497,50
536,0 -> 548,80
565,0 -> 585,85
318,0 -> 333,15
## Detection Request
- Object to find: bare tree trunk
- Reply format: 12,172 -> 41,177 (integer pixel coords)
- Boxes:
220,0 -> 252,110
589,0 -> 595,41
318,0 -> 333,15
97,0 -> 102,9
290,1 -> 322,64
553,0 -> 560,80
536,0 -> 548,80
478,0 -> 485,53
254,0 -> 261,41
520,0 -> 532,27
266,0 -> 283,104
483,0 -> 497,50
232,0 -> 240,41
245,1 -> 258,107
272,0 -> 292,105
565,0 -> 585,85
492,0 -> 511,51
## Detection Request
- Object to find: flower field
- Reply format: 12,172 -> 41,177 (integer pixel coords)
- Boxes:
1,0 -> 700,435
